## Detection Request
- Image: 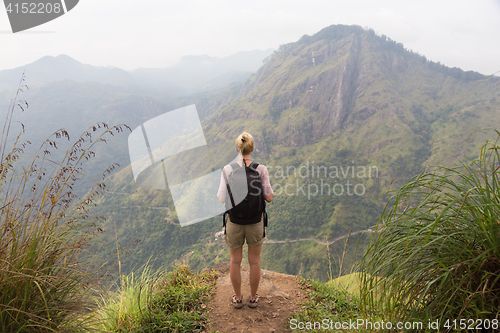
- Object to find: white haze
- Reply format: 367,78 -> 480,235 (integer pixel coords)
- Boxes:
0,0 -> 499,75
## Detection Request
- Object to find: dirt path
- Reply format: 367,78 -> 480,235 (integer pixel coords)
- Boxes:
264,229 -> 367,246
206,262 -> 307,333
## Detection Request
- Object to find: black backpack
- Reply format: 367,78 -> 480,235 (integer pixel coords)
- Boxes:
223,159 -> 268,235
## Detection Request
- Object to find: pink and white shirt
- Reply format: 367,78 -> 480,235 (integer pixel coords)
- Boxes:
217,161 -> 273,203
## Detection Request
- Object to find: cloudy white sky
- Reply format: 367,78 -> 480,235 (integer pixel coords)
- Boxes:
1,0 -> 499,75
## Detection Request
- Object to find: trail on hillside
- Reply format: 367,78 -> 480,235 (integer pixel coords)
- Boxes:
207,262 -> 307,333
264,229 -> 369,246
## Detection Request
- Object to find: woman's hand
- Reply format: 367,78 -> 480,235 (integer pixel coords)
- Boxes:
264,193 -> 274,203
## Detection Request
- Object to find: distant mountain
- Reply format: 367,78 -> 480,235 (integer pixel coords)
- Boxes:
130,49 -> 275,95
199,25 -> 496,179
0,49 -> 275,97
0,55 -> 135,92
0,49 -> 274,183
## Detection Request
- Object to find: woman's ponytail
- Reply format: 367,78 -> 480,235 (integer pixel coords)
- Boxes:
236,132 -> 254,155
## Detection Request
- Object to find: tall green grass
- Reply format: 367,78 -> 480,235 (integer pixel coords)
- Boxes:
360,130 -> 500,328
93,265 -> 217,333
93,266 -> 156,332
0,75 -> 129,332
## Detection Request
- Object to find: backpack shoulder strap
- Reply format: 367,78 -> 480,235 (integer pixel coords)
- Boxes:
249,162 -> 260,171
223,165 -> 236,210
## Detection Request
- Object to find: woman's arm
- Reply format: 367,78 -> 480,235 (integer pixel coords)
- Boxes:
217,166 -> 229,203
259,165 -> 274,203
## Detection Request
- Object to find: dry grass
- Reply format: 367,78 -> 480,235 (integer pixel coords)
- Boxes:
0,73 -> 130,332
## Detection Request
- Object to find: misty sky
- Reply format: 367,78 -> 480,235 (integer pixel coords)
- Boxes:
1,0 -> 499,75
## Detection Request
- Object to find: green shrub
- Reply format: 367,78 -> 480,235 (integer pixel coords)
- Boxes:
360,130 -> 500,328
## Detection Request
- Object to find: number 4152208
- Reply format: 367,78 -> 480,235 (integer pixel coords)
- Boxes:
6,2 -> 62,14
444,319 -> 498,330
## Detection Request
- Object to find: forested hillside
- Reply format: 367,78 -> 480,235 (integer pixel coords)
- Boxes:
92,25 -> 500,281
3,24 -> 498,282
94,24 -> 499,281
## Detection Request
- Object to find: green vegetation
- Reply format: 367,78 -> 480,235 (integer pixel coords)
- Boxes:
0,79 -> 128,332
3,23 -> 500,331
289,277 -> 361,331
360,130 -> 500,326
288,131 -> 500,332
91,23 -> 499,282
0,82 -> 217,332
3,24 -> 499,284
93,265 -> 217,333
325,273 -> 364,296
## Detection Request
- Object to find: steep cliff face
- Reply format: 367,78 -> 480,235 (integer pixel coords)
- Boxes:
273,33 -> 361,142
265,32 -> 362,145
209,28 -> 365,149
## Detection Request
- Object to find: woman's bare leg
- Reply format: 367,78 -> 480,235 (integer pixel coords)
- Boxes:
248,243 -> 262,300
229,246 -> 243,300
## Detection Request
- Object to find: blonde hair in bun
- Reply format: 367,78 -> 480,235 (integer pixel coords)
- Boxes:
236,132 -> 254,155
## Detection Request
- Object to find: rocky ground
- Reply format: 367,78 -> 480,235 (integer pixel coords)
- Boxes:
206,262 -> 307,333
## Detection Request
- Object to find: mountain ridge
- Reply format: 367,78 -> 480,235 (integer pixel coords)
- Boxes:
2,24 -> 498,282
0,50 -> 274,96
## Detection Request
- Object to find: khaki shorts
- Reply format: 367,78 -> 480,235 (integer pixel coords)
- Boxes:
225,216 -> 266,249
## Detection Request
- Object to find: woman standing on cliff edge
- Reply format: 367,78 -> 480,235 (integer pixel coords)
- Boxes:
217,132 -> 274,309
